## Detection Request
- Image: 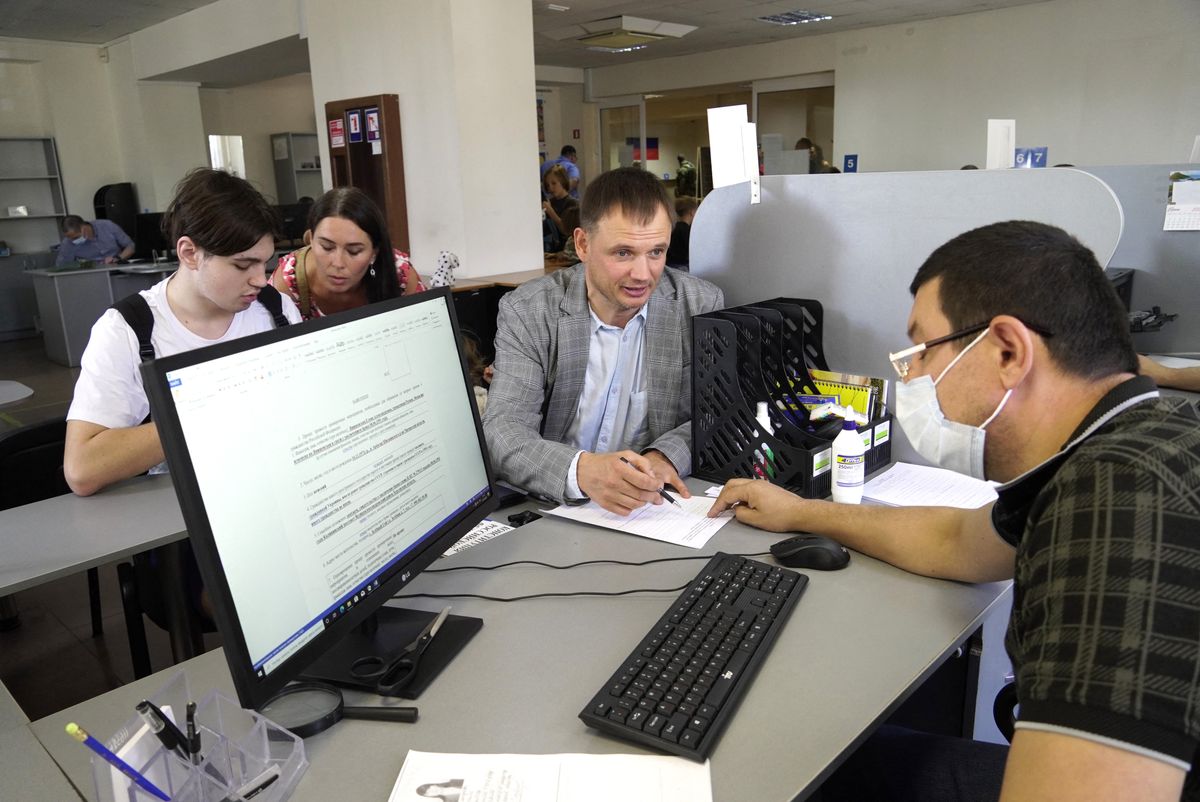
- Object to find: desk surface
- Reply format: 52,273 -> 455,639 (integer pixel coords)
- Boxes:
1,679 -> 81,800
0,474 -> 185,595
30,482 -> 1009,802
451,268 -> 549,292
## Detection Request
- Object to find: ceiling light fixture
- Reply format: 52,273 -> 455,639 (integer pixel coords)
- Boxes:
546,3 -> 570,11
545,15 -> 696,53
587,44 -> 649,53
758,10 -> 833,26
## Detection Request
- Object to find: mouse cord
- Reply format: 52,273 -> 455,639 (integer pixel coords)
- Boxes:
398,551 -> 774,603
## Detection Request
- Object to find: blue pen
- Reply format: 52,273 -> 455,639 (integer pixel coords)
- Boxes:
66,722 -> 172,801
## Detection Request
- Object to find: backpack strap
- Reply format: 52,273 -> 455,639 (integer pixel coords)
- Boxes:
257,284 -> 291,328
112,293 -> 157,363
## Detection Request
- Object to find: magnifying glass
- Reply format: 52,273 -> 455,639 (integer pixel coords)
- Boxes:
259,681 -> 418,738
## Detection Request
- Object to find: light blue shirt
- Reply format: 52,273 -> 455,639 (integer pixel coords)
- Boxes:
564,304 -> 649,498
55,219 -> 133,266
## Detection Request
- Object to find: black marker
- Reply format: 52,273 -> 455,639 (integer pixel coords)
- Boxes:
136,699 -> 190,761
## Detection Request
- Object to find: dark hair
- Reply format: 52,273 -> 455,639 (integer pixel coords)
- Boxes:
164,168 -> 278,255
307,187 -> 399,303
796,138 -> 813,150
580,167 -> 672,233
560,145 -> 577,157
62,215 -> 86,234
674,196 -> 699,217
909,220 -> 1137,379
162,168 -> 279,256
543,164 -> 569,193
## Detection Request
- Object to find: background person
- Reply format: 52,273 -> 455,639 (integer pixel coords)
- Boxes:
1139,353 -> 1200,392
542,164 -> 578,242
54,214 -> 134,266
666,196 -> 698,269
272,187 -> 424,320
540,144 -> 580,199
674,154 -> 697,197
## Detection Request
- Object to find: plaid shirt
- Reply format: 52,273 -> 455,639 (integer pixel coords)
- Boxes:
992,376 -> 1200,796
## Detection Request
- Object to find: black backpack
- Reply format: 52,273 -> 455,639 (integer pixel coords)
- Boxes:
113,283 -> 291,364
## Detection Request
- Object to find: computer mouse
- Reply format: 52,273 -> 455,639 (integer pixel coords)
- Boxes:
770,534 -> 850,571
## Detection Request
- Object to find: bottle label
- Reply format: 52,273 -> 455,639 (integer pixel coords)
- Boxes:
835,453 -> 865,487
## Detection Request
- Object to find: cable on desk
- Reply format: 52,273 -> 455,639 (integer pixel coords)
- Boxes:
398,552 -> 774,603
424,551 -> 772,574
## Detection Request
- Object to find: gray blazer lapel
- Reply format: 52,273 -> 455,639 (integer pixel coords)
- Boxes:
644,276 -> 683,439
543,269 -> 591,443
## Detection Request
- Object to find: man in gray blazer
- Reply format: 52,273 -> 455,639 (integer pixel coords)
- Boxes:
483,167 -> 724,514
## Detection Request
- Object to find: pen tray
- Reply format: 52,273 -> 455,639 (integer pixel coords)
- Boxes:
88,671 -> 308,802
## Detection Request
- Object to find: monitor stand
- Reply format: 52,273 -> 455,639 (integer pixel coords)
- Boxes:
300,607 -> 482,700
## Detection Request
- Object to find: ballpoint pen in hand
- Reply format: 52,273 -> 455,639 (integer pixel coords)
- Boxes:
618,456 -> 680,506
66,722 -> 172,802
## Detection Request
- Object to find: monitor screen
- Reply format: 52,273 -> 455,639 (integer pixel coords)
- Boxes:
142,288 -> 497,709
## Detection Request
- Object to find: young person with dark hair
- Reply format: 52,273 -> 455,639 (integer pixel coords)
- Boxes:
710,220 -> 1200,801
64,168 -> 303,496
484,167 -> 724,514
271,186 -> 424,320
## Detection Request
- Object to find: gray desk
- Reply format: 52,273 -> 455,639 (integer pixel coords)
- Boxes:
1,679 -> 82,800
0,474 -> 184,596
0,473 -> 200,666
30,490 -> 1010,802
28,263 -> 176,366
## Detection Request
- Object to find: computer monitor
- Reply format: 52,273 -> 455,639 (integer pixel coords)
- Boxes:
141,288 -> 498,709
134,212 -> 171,260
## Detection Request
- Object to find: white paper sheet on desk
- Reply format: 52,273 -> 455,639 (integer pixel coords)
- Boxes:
541,494 -> 731,549
388,750 -> 712,802
863,462 -> 998,509
442,518 -> 515,557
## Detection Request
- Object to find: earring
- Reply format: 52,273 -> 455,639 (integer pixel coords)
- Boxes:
369,266 -> 376,277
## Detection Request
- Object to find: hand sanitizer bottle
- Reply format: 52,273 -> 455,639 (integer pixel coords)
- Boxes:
832,416 -> 865,504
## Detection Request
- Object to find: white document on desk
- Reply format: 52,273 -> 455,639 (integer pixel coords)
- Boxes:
388,750 -> 712,802
863,462 -> 998,509
541,495 -> 731,549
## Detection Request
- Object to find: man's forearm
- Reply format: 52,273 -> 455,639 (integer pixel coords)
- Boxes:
768,496 -> 1011,582
64,423 -> 164,496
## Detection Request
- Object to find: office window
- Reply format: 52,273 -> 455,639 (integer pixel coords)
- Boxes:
208,134 -> 246,177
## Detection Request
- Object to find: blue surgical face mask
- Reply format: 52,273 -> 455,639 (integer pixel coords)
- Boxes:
894,329 -> 1013,480
71,235 -> 88,245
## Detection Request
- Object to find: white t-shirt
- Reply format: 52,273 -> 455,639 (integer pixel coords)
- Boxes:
67,275 -> 302,472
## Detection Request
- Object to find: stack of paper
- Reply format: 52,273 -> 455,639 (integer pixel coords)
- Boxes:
862,462 -> 997,509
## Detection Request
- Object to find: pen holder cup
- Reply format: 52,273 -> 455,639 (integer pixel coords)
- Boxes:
691,305 -> 892,498
88,671 -> 308,802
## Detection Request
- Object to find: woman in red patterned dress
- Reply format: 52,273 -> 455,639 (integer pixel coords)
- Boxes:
271,187 -> 424,320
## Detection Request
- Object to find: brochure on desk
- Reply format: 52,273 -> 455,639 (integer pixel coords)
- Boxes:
389,751 -> 712,802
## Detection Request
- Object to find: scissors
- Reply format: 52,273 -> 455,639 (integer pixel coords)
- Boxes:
350,607 -> 451,696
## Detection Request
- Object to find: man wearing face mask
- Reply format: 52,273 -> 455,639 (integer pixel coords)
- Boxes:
710,220 -> 1200,801
55,214 -> 135,266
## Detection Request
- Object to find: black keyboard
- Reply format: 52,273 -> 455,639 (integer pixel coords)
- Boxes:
579,552 -> 807,760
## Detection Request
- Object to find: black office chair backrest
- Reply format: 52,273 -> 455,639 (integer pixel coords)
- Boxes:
0,418 -> 70,510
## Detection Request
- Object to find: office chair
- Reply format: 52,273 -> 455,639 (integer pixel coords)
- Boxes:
992,675 -> 1018,742
118,544 -> 216,678
0,418 -> 104,636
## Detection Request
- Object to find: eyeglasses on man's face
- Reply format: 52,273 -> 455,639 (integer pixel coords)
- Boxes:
887,323 -> 989,380
887,318 -> 1054,380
